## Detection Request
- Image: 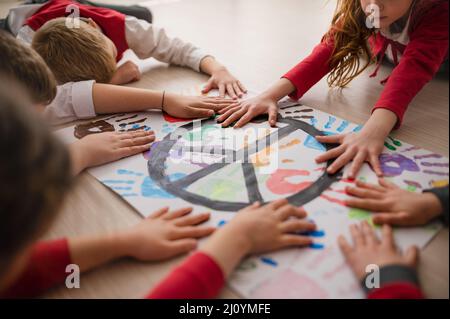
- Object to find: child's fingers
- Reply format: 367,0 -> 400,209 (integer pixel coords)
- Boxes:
337,235 -> 353,257
378,178 -> 397,189
372,212 -> 410,226
237,81 -> 247,93
361,221 -> 379,246
202,81 -> 214,93
327,148 -> 357,174
369,154 -> 383,177
268,108 -> 278,127
222,109 -> 247,128
355,180 -> 387,193
217,106 -> 242,123
148,207 -> 170,219
276,204 -> 298,221
279,234 -> 313,247
226,84 -> 237,99
218,102 -> 240,115
315,134 -> 342,144
163,207 -> 193,220
381,224 -> 396,249
166,239 -> 198,255
269,198 -> 289,210
233,83 -> 244,98
345,198 -> 386,212
219,84 -> 226,98
405,245 -> 419,267
315,145 -> 345,164
173,212 -> 211,227
348,151 -> 367,179
345,186 -> 384,200
118,130 -> 155,140
234,111 -> 256,129
119,144 -> 152,158
186,107 -> 215,118
173,226 -> 215,240
279,219 -> 316,233
119,134 -> 155,148
350,224 -> 365,247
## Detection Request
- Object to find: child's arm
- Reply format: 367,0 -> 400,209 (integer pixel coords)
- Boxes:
148,200 -> 316,299
69,130 -> 155,176
338,221 -> 423,299
345,179 -> 447,227
92,83 -> 233,118
316,3 -> 449,179
216,38 -> 334,127
0,207 -> 214,298
124,16 -> 245,99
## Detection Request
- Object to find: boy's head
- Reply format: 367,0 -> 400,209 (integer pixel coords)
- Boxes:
32,17 -> 118,84
0,31 -> 57,107
0,79 -> 73,290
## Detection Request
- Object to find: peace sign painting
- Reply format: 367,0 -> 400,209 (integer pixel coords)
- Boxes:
57,97 -> 448,299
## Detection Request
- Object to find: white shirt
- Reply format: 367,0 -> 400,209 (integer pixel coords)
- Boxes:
8,4 -> 209,125
379,15 -> 411,63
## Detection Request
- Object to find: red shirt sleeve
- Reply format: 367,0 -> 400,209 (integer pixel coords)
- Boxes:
373,2 -> 449,128
0,238 -> 72,299
146,252 -> 225,299
368,282 -> 425,299
283,38 -> 334,100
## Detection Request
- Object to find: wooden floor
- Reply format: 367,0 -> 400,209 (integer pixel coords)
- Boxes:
1,0 -> 448,299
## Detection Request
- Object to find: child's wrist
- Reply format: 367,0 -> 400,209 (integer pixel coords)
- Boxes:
421,192 -> 443,219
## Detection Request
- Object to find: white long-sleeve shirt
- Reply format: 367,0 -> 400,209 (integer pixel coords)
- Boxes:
7,4 -> 209,125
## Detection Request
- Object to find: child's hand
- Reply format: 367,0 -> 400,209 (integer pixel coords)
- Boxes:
216,94 -> 279,128
200,199 -> 316,278
338,221 -> 418,281
70,130 -> 155,175
202,67 -> 247,99
228,200 -> 316,254
315,128 -> 385,179
163,93 -> 234,119
118,207 -> 215,261
345,179 -> 443,226
110,61 -> 141,85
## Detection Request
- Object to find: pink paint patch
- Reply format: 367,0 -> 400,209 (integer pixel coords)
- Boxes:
266,169 -> 312,195
163,113 -> 191,123
250,269 -> 328,299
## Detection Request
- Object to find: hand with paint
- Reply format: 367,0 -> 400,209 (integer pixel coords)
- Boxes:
163,93 -> 234,119
70,130 -> 155,175
315,109 -> 398,179
200,199 -> 316,278
217,78 -> 296,128
200,56 -> 247,99
69,207 -> 215,273
345,179 -> 444,226
338,221 -> 418,281
110,61 -> 141,85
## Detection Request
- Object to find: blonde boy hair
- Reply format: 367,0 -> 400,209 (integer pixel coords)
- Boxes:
0,31 -> 57,105
32,17 -> 116,84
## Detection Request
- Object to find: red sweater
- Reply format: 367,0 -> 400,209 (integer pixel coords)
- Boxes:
0,239 -> 424,299
25,0 -> 129,61
283,1 -> 449,129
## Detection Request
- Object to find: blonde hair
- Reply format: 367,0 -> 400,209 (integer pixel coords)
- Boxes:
32,18 -> 116,84
0,31 -> 57,105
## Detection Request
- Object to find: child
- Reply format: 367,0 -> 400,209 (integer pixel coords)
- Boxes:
345,179 -> 449,226
217,0 -> 448,179
0,82 -> 216,298
148,204 -> 423,299
6,0 -> 244,125
0,30 -> 156,175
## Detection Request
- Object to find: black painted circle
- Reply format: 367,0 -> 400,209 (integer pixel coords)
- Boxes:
147,116 -> 342,212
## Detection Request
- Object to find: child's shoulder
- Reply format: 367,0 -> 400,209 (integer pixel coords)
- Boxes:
410,0 -> 448,32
